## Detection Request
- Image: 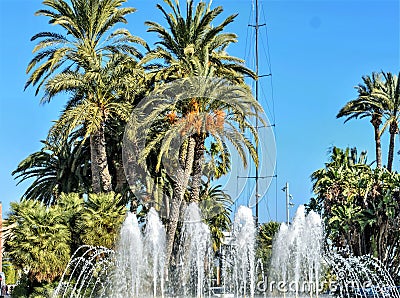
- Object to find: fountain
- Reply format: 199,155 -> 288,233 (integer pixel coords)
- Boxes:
112,212 -> 143,297
269,206 -> 400,298
53,205 -> 256,298
232,205 -> 256,297
52,245 -> 114,297
270,205 -> 323,297
175,203 -> 212,297
143,208 -> 166,297
53,204 -> 400,298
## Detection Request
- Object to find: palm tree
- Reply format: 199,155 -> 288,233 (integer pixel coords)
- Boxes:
138,1 -> 259,268
130,77 -> 264,266
142,0 -> 255,84
337,72 -> 384,168
5,200 -> 71,284
372,72 -> 400,172
12,134 -> 91,205
25,0 -> 145,94
57,192 -> 85,252
47,54 -> 146,192
25,0 -> 146,192
77,192 -> 126,248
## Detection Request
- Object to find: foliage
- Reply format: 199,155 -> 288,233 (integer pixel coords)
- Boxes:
256,221 -> 280,268
47,53 -> 145,141
337,71 -> 400,171
10,276 -> 57,298
29,282 -> 57,298
203,141 -> 231,183
25,0 -> 147,193
77,192 -> 126,248
310,147 -> 400,279
12,135 -> 91,205
2,255 -> 17,285
5,192 -> 126,289
11,275 -> 30,297
198,184 -> 232,252
5,200 -> 71,283
57,192 -> 85,252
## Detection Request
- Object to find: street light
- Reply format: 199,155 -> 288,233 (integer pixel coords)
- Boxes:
282,183 -> 294,225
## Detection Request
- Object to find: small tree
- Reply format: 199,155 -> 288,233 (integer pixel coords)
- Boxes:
5,200 -> 71,284
77,192 -> 126,248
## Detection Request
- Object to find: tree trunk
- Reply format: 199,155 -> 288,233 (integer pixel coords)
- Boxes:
114,159 -> 126,193
371,115 -> 382,168
165,136 -> 196,270
387,122 -> 398,172
190,134 -> 206,203
90,124 -> 113,193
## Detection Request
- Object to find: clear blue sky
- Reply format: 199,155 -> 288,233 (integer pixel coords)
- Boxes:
0,0 -> 399,222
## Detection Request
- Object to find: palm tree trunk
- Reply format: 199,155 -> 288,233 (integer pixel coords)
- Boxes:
114,159 -> 126,193
90,124 -> 113,193
190,134 -> 206,203
371,116 -> 382,168
165,136 -> 196,270
387,122 -> 398,172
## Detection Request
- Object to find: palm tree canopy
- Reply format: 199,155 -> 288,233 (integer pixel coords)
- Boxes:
77,192 -> 126,248
47,54 -> 145,140
125,77 -> 264,187
12,135 -> 91,205
26,0 -> 147,98
5,200 -> 71,283
337,72 -> 384,123
372,72 -> 400,132
142,0 -> 255,83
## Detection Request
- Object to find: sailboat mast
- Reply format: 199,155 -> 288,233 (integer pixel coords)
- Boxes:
255,0 -> 260,226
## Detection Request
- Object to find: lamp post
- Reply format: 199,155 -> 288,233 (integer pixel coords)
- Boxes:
282,183 -> 294,225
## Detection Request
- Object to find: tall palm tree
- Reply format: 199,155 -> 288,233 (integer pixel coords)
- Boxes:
130,76 -> 264,268
12,134 -> 91,205
337,72 -> 384,168
139,0 -> 259,267
25,0 -> 146,192
372,72 -> 400,172
47,54 -> 145,192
